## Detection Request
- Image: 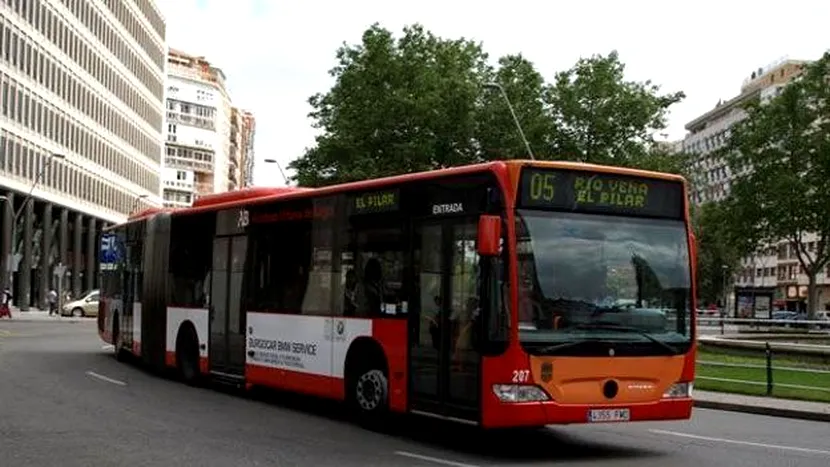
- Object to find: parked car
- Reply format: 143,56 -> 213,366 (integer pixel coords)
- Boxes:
61,290 -> 99,317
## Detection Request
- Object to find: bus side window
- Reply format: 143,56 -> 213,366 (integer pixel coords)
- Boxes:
168,214 -> 213,309
343,224 -> 406,318
300,198 -> 336,317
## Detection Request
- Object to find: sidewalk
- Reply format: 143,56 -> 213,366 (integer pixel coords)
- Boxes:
695,389 -> 830,422
0,307 -> 91,323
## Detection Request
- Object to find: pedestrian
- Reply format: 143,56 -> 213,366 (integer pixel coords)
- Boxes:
47,288 -> 58,316
0,288 -> 12,318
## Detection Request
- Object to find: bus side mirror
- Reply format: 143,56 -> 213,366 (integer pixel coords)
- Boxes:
477,215 -> 501,256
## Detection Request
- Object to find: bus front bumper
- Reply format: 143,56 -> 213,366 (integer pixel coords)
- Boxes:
482,397 -> 694,428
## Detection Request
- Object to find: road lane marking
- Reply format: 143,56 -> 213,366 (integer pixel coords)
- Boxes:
651,429 -> 830,456
86,371 -> 127,386
394,451 -> 480,467
101,344 -> 114,350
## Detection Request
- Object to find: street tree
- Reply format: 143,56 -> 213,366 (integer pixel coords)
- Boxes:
544,51 -> 686,168
290,27 -> 690,186
691,201 -> 742,307
290,24 -> 488,186
722,52 -> 830,319
289,24 -> 551,186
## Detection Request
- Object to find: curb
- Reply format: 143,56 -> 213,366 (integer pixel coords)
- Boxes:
1,317 -> 91,324
694,399 -> 830,422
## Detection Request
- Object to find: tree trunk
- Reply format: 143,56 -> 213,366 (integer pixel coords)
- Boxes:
807,272 -> 819,320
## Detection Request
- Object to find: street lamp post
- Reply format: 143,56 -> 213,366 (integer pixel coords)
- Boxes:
0,153 -> 66,310
263,158 -> 290,186
483,82 -> 535,160
721,264 -> 729,334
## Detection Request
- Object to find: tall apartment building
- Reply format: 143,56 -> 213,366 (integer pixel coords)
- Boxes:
0,0 -> 166,310
162,49 -> 254,207
163,48 -> 229,207
680,58 -> 827,313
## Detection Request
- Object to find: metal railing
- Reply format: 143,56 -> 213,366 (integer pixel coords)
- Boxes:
697,342 -> 830,397
696,315 -> 830,335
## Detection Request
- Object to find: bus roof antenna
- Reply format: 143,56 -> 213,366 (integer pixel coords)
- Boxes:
484,82 -> 535,160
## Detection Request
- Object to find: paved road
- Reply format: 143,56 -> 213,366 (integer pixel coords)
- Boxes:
1,320 -> 828,467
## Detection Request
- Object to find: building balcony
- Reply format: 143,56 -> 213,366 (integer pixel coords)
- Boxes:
167,112 -> 216,131
163,180 -> 195,191
165,156 -> 214,174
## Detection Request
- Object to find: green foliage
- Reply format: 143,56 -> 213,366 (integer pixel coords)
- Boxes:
722,52 -> 830,318
692,202 -> 741,306
545,51 -> 686,167
289,24 -> 491,187
289,24 -> 688,186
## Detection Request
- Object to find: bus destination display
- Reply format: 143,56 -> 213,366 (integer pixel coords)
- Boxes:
351,189 -> 400,215
518,168 -> 684,218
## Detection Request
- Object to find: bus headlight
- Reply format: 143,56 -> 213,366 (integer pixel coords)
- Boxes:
492,384 -> 550,402
663,382 -> 693,399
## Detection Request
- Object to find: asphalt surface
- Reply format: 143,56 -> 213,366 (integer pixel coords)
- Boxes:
1,320 -> 828,467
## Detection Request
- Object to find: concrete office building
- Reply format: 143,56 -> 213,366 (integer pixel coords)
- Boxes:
0,0 -> 166,310
682,58 -> 806,204
680,58 -> 828,313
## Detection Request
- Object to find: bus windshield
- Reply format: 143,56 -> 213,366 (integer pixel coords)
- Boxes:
515,210 -> 693,356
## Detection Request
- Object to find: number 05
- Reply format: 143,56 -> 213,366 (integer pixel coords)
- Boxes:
530,173 -> 555,201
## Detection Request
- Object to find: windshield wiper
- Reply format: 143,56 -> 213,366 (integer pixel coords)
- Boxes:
572,322 -> 680,355
532,338 -> 607,354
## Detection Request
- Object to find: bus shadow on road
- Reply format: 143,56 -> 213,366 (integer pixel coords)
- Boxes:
97,354 -> 664,463
242,386 -> 663,463
386,419 -> 662,462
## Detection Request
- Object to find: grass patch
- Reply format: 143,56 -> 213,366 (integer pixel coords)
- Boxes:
696,349 -> 830,403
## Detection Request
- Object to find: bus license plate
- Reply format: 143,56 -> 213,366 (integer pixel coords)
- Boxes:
588,408 -> 630,423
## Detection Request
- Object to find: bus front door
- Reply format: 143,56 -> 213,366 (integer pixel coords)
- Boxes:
208,235 -> 247,379
409,219 -> 481,422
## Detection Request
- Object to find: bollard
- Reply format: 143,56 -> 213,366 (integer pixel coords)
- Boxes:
765,342 -> 773,396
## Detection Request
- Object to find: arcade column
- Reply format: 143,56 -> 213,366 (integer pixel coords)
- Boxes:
37,203 -> 52,307
18,200 -> 34,311
73,213 -> 82,297
85,216 -> 96,291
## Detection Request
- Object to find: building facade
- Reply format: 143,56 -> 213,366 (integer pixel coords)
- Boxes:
680,58 -> 830,313
240,110 -> 256,187
0,0 -> 166,310
162,49 -> 234,208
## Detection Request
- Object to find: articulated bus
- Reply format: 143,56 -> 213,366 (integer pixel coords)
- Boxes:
98,160 -> 697,428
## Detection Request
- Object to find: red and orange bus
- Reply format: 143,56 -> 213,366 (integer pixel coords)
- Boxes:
98,160 -> 697,428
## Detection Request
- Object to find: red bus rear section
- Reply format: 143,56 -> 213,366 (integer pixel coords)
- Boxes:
98,160 -> 696,429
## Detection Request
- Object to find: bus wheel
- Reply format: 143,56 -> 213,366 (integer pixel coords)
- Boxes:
176,327 -> 200,386
348,363 -> 389,425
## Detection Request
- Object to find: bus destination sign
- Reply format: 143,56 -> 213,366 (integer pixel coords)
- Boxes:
351,189 -> 400,215
518,168 -> 684,219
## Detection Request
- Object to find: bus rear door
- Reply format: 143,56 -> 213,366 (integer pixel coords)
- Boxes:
208,209 -> 249,380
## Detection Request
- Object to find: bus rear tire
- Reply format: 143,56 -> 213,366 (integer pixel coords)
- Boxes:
346,356 -> 389,427
176,326 -> 201,386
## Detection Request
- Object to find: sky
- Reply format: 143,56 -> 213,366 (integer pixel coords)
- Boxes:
157,0 -> 830,186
